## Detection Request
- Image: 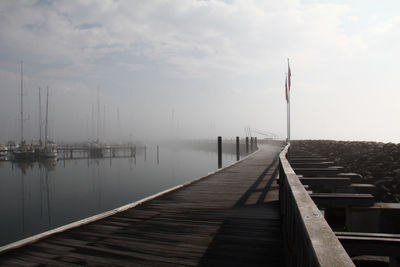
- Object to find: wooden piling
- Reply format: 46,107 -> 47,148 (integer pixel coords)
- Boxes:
157,145 -> 159,165
218,136 -> 222,168
250,137 -> 254,151
236,136 -> 240,161
246,137 -> 249,154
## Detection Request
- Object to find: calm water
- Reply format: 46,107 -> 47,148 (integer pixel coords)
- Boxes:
0,145 -> 237,246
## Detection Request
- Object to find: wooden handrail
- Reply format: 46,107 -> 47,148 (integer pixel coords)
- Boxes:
279,144 -> 355,266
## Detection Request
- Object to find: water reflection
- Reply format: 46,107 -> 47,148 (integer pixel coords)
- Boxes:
0,146 -> 237,246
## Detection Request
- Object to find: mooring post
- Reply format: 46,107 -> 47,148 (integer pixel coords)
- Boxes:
236,136 -> 240,161
157,145 -> 159,165
246,137 -> 249,154
218,136 -> 222,168
250,137 -> 254,151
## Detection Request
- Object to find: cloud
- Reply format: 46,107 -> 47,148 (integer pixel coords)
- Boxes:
0,0 -> 400,142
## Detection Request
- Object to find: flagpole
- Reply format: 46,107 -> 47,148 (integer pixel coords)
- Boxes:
287,99 -> 289,144
287,58 -> 291,144
286,73 -> 289,144
288,88 -> 290,144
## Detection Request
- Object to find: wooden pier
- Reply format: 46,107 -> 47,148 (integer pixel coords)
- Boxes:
0,144 -> 284,266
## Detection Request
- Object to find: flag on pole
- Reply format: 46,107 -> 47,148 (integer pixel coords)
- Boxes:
288,59 -> 291,90
285,74 -> 288,102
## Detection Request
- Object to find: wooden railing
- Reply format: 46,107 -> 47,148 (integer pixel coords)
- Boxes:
279,144 -> 355,266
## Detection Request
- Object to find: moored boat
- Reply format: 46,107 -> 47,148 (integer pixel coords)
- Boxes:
89,141 -> 103,158
13,62 -> 35,162
0,144 -> 8,160
39,140 -> 57,158
13,140 -> 35,161
37,86 -> 57,159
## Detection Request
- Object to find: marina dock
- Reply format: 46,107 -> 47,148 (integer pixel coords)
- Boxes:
0,144 -> 284,266
3,142 -> 397,266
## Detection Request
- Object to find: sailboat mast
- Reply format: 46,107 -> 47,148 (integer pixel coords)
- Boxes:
45,86 -> 49,146
103,104 -> 106,143
20,61 -> 24,143
39,87 -> 42,146
97,88 -> 100,144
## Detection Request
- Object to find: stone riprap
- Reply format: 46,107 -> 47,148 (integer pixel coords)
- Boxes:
292,140 -> 400,203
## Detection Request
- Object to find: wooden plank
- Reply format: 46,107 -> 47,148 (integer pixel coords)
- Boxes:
293,167 -> 344,177
310,193 -> 375,207
44,240 -> 200,265
336,233 -> 400,257
347,184 -> 377,194
335,232 -> 400,239
337,173 -> 363,182
300,177 -> 351,186
289,157 -> 330,162
8,251 -> 80,267
290,162 -> 335,168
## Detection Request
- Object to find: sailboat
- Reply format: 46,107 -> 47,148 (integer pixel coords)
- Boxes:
13,61 -> 35,161
0,143 -> 8,159
39,87 -> 57,158
34,87 -> 43,158
89,89 -> 103,158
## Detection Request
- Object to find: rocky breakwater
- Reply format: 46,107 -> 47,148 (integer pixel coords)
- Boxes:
292,140 -> 400,203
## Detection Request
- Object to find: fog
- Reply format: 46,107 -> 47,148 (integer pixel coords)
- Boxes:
1,1 -> 400,144
0,68 -> 284,143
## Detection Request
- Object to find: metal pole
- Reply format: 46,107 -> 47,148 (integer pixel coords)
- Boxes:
288,90 -> 291,143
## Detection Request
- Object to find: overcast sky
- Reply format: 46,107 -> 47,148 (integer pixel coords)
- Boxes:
0,0 -> 399,143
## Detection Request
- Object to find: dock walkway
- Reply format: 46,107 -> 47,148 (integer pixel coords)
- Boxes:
0,144 -> 283,266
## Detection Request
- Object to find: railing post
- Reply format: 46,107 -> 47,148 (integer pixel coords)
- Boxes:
218,136 -> 222,168
236,136 -> 239,161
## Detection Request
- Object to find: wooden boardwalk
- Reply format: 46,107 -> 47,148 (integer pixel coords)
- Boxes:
0,144 -> 283,266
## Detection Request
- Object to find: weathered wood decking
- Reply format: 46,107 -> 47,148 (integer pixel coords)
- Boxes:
0,144 -> 284,266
